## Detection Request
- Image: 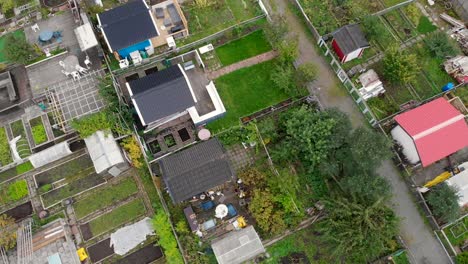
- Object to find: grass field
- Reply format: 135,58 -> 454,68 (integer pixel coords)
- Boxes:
216,30 -> 271,66
207,60 -> 291,131
89,198 -> 146,236
0,30 -> 25,62
74,177 -> 138,219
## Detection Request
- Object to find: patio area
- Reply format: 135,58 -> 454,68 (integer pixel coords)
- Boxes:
411,147 -> 468,186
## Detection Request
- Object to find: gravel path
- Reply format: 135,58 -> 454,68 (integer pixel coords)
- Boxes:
265,0 -> 452,263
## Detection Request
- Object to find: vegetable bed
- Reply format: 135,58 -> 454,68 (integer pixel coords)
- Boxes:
41,172 -> 106,208
88,198 -> 146,238
0,179 -> 29,206
29,117 -> 48,145
34,155 -> 93,187
74,177 -> 138,220
0,161 -> 34,183
0,127 -> 12,166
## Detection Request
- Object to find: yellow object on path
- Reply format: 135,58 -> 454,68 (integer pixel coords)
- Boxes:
237,216 -> 247,228
424,171 -> 452,188
77,248 -> 88,261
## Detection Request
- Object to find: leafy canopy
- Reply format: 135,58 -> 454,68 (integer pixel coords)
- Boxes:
0,214 -> 16,250
382,46 -> 419,84
424,31 -> 459,59
426,183 -> 460,223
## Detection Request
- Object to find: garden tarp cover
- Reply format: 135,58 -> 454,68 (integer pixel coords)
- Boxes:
109,217 -> 154,255
29,142 -> 72,168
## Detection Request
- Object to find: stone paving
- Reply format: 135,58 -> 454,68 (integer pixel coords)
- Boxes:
207,50 -> 278,79
226,144 -> 255,172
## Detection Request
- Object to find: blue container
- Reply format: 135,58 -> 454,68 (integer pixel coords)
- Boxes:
442,82 -> 455,92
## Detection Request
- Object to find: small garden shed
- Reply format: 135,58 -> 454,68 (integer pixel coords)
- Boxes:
331,24 -> 369,63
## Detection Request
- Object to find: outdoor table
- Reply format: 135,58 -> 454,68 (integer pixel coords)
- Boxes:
198,129 -> 211,141
63,55 -> 79,73
39,31 -> 53,42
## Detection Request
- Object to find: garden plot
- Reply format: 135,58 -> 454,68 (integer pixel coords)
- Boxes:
180,0 -> 262,44
383,9 -> 418,42
0,126 -> 12,166
10,119 -> 32,158
80,198 -> 146,241
442,216 -> 468,248
73,177 -> 138,220
34,154 -> 94,188
0,161 -> 33,184
41,172 -> 105,208
3,201 -> 33,221
29,116 -> 48,146
0,179 -> 29,207
47,112 -> 65,138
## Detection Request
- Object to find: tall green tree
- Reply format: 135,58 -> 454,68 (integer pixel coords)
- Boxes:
348,127 -> 392,171
0,214 -> 17,250
295,62 -> 318,88
321,197 -> 399,262
0,0 -> 14,13
382,46 -> 419,84
426,183 -> 460,223
249,188 -> 287,235
4,34 -> 36,64
263,15 -> 288,48
424,31 -> 459,59
341,172 -> 392,205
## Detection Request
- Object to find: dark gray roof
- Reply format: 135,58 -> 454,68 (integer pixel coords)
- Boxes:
98,0 -> 158,51
332,24 -> 369,54
128,65 -> 195,125
159,138 -> 235,203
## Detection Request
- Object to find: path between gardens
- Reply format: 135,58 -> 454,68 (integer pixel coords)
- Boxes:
265,0 -> 451,263
206,50 -> 278,79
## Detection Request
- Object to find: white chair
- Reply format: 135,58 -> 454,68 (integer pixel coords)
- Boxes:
61,70 -> 70,76
84,55 -> 92,69
44,48 -> 51,57
71,71 -> 80,81
59,61 -> 65,68
31,23 -> 40,32
76,65 -> 88,75
119,59 -> 129,69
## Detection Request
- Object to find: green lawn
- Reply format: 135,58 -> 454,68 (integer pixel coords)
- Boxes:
207,60 -> 292,131
74,177 -> 138,219
443,217 -> 468,247
88,198 -> 146,236
454,87 -> 468,108
0,30 -> 25,63
216,30 -> 272,66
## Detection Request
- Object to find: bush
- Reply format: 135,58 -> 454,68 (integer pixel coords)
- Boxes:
120,136 -> 143,168
295,62 -> 317,88
71,112 -> 112,139
424,31 -> 459,59
457,252 -> 468,264
4,34 -> 36,64
383,46 -> 419,84
40,183 -> 52,194
427,183 -> 460,223
405,4 -> 421,26
152,212 -> 184,264
216,127 -> 248,146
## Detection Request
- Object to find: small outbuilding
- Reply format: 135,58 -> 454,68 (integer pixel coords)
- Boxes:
357,69 -> 385,100
85,130 -> 127,175
211,226 -> 265,264
331,24 -> 369,63
391,98 -> 468,167
159,138 -> 235,203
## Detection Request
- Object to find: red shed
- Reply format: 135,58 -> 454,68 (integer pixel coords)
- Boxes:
331,24 -> 369,63
391,98 -> 468,167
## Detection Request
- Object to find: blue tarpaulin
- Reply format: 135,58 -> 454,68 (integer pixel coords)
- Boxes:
118,39 -> 151,58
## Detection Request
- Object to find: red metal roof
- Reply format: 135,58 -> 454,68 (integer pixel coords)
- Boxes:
395,98 -> 468,167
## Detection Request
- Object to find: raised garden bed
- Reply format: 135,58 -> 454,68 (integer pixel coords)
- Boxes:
164,134 -> 176,148
47,112 -> 65,138
87,238 -> 114,263
178,128 -> 191,142
81,198 -> 146,240
115,244 -> 163,264
41,173 -> 106,208
0,127 -> 12,166
0,179 -> 29,206
147,140 -> 162,155
383,9 -> 417,42
34,155 -> 93,187
29,117 -> 48,145
3,201 -> 33,221
0,161 -> 34,184
10,120 -> 31,158
73,177 -> 138,220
